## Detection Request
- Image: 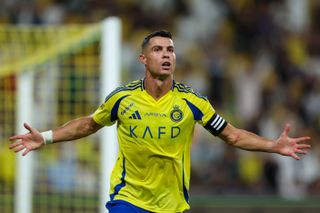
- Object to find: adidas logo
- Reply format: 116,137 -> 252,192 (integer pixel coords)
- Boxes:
129,110 -> 141,120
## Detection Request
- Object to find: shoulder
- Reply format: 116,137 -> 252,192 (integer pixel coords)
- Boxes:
104,79 -> 143,103
173,80 -> 208,101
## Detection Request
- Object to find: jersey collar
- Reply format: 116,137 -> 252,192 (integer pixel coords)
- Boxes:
141,78 -> 175,91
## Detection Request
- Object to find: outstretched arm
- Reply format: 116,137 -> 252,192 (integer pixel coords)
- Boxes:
9,115 -> 103,156
218,123 -> 311,160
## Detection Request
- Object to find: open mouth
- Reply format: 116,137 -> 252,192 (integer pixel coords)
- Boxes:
161,62 -> 171,70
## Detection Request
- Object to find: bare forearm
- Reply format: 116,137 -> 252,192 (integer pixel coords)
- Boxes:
218,123 -> 311,160
9,116 -> 103,156
228,129 -> 274,152
219,124 -> 276,153
52,116 -> 102,143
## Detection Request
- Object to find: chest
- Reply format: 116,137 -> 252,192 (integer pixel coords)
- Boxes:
117,94 -> 195,140
119,93 -> 194,122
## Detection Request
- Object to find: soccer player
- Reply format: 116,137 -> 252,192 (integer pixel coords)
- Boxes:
9,30 -> 311,213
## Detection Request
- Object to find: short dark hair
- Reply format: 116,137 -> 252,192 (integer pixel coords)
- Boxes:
141,30 -> 172,50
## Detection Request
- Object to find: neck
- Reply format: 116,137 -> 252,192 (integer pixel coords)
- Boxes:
144,73 -> 173,100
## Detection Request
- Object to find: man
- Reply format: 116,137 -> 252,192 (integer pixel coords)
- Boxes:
10,30 -> 311,213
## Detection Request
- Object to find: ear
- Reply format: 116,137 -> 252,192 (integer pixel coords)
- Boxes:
139,54 -> 147,65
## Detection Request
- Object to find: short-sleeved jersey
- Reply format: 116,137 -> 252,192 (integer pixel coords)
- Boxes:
93,79 -> 227,213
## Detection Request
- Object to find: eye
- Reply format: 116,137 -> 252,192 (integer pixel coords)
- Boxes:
168,47 -> 174,53
153,46 -> 161,52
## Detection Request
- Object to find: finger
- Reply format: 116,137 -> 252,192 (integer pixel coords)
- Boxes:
9,135 -> 24,141
291,152 -> 300,160
14,146 -> 25,153
24,122 -> 35,133
283,123 -> 291,136
297,144 -> 311,149
295,136 -> 311,143
9,141 -> 22,149
22,148 -> 31,156
295,149 -> 308,155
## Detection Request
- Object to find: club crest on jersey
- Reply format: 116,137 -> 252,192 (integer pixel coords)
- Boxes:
170,105 -> 183,122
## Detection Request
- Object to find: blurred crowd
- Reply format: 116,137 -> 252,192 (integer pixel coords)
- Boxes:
1,0 -> 320,199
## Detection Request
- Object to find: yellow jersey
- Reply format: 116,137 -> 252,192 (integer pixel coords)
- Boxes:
93,79 -> 227,212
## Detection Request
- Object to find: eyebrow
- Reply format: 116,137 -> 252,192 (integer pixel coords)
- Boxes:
151,45 -> 175,50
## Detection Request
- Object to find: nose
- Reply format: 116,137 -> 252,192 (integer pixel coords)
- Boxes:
162,50 -> 170,58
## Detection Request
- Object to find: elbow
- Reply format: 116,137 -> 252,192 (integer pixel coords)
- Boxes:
85,121 -> 101,135
219,124 -> 244,147
225,129 -> 243,147
77,116 -> 101,137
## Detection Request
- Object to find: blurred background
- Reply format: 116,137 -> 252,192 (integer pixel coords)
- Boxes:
0,0 -> 319,212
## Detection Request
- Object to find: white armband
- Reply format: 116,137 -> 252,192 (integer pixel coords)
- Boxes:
41,130 -> 53,145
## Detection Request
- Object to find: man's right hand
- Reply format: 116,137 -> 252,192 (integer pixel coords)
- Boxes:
9,123 -> 44,156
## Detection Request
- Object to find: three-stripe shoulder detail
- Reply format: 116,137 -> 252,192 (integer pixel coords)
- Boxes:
104,80 -> 143,102
173,81 -> 207,100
